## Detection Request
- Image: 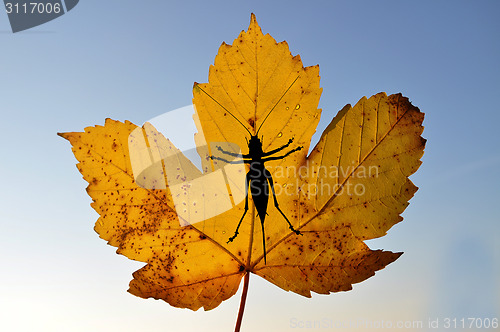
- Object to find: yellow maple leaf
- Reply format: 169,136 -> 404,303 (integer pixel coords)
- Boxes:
59,13 -> 425,328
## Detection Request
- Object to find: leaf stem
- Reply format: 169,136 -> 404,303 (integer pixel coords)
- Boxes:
234,272 -> 250,332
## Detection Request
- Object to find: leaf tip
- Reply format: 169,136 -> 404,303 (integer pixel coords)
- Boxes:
389,251 -> 404,264
248,12 -> 262,34
193,82 -> 200,92
250,12 -> 256,23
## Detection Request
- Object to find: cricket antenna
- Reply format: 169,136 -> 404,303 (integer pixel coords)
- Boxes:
256,75 -> 300,135
196,84 -> 252,136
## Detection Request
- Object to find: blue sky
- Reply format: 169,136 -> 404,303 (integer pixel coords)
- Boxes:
0,1 -> 499,331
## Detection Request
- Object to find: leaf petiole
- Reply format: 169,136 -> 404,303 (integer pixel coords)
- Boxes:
234,272 -> 250,332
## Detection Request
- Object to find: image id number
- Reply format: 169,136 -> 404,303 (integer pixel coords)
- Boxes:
5,2 -> 61,14
443,318 -> 498,329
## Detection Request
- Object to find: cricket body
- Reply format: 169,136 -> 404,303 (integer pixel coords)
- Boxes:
198,78 -> 303,264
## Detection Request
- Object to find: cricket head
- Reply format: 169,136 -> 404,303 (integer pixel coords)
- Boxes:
248,135 -> 263,154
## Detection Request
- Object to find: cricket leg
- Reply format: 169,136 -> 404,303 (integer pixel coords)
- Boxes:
262,138 -> 293,157
228,173 -> 251,243
261,146 -> 303,162
265,169 -> 302,235
215,145 -> 242,157
210,155 -> 245,164
261,219 -> 267,264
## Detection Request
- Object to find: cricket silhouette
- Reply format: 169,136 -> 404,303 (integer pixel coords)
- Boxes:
197,77 -> 303,264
